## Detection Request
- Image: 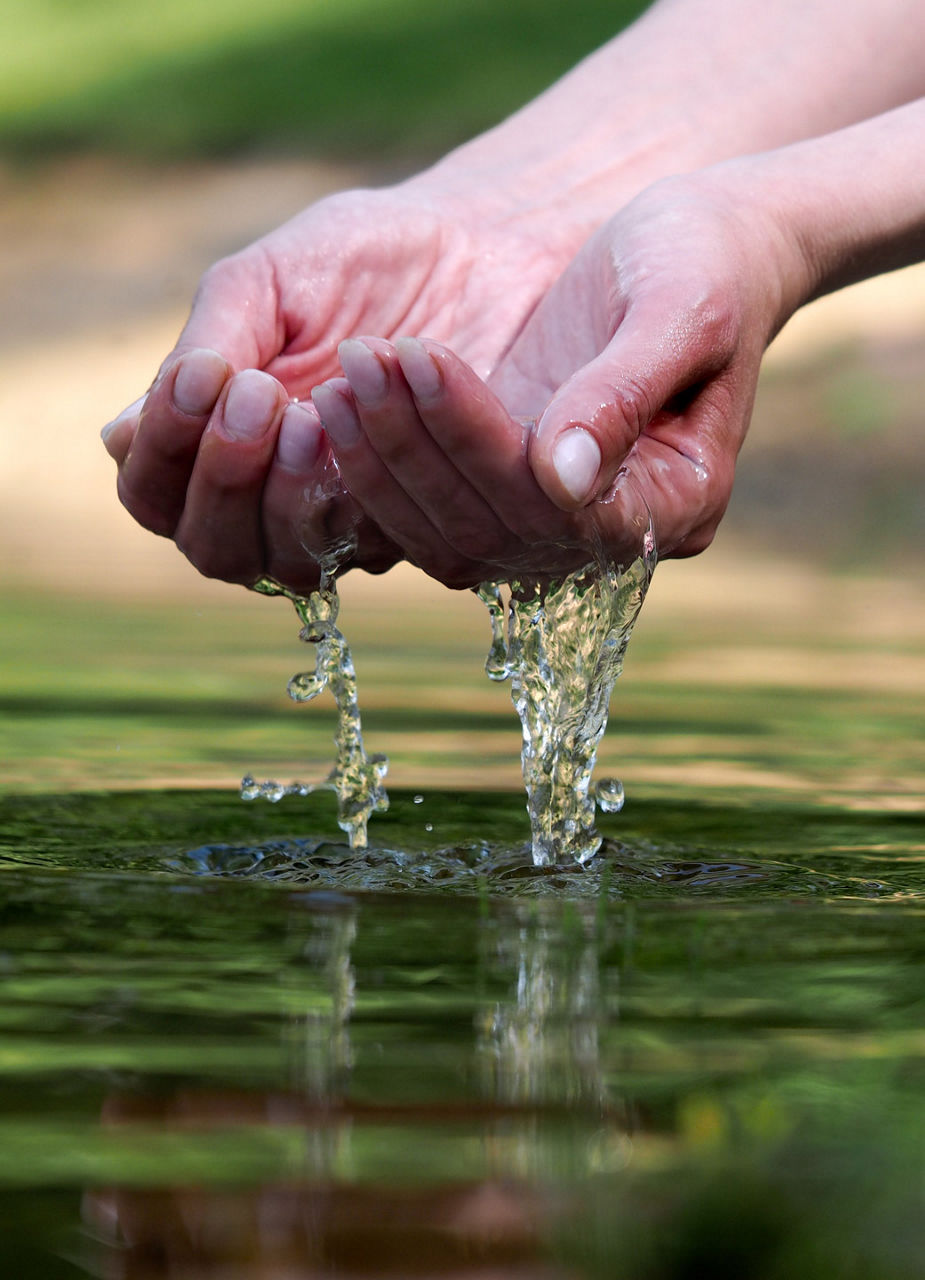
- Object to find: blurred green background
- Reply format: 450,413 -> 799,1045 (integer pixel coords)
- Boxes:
3,0 -> 644,161
1,0 -> 924,805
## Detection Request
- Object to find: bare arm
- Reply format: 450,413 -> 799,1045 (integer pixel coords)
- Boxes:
318,96 -> 925,580
105,0 -> 925,591
524,93 -> 925,525
415,0 -> 925,256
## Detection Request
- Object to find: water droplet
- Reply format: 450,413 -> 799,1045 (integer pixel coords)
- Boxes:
596,777 -> 625,813
413,795 -> 424,805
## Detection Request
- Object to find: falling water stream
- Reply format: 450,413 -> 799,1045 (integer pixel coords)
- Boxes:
241,518 -> 655,864
479,527 -> 656,865
240,567 -> 389,850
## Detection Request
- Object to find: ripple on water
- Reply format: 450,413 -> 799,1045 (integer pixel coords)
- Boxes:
165,835 -> 893,901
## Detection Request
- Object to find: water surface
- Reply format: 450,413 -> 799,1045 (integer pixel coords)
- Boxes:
0,788 -> 922,1278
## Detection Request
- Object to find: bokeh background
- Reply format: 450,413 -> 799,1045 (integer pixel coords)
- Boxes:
2,0 -> 924,807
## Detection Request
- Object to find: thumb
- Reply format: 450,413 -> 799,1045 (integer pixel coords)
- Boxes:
167,250 -> 275,374
528,295 -> 732,510
104,249 -> 276,442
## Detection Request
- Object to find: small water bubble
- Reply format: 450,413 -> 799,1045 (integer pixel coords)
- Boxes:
425,823 -> 434,833
413,795 -> 424,805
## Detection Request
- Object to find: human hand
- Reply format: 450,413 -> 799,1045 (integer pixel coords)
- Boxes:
310,170 -> 807,586
102,180 -> 578,592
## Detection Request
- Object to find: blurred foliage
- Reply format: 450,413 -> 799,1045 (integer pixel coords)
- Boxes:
1,581 -> 924,804
2,0 -> 647,161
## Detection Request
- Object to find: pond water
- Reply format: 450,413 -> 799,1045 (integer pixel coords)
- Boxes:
0,786 -> 922,1278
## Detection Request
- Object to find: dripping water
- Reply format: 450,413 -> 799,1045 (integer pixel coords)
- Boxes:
241,548 -> 388,850
478,519 -> 656,868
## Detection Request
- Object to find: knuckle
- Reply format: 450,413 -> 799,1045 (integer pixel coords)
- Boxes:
671,523 -> 717,558
683,284 -> 739,364
614,374 -> 655,438
375,434 -> 419,471
409,549 -> 481,591
444,522 -> 510,565
174,527 -> 257,586
116,476 -> 177,539
197,251 -> 245,298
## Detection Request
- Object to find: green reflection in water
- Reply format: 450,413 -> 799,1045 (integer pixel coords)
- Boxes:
0,789 -> 922,1277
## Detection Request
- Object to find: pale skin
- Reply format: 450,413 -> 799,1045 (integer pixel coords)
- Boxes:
103,0 -> 925,591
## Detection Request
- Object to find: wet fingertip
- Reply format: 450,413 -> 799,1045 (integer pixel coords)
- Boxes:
395,337 -> 443,404
172,348 -> 230,417
338,338 -> 388,407
276,401 -> 325,473
550,428 -> 602,507
101,395 -> 145,442
311,381 -> 362,448
220,368 -> 284,442
101,395 -> 146,460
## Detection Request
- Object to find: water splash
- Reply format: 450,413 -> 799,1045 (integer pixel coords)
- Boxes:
242,565 -> 388,851
478,524 -> 656,868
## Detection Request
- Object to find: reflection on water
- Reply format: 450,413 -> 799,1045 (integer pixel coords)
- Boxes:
477,903 -> 608,1111
0,789 -> 923,1277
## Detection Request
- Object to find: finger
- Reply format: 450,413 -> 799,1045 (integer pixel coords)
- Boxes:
393,338 -> 574,551
101,396 -> 146,466
104,246 -> 281,454
173,368 -> 287,584
529,290 -> 736,510
339,337 -> 518,566
312,377 -> 483,588
166,249 -> 280,374
261,401 -> 400,591
610,430 -> 735,560
117,348 -> 231,536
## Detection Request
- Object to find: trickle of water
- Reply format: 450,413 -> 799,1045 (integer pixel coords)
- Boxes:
478,526 -> 655,868
242,567 -> 388,850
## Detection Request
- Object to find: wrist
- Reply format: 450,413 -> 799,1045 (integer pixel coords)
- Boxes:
707,100 -> 925,321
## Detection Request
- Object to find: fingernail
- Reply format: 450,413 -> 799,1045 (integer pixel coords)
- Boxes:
552,428 -> 601,504
101,395 -> 146,444
276,401 -> 325,472
311,381 -> 361,448
222,369 -> 281,441
338,339 -> 388,407
395,337 -> 442,403
172,348 -> 229,416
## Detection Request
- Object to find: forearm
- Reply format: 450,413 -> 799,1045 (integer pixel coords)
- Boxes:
705,96 -> 925,331
413,0 -> 925,241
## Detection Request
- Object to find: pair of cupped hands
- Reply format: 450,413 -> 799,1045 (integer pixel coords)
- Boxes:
103,166 -> 799,592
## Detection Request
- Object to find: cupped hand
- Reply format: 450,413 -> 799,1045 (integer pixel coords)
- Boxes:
102,181 -> 575,592
312,171 -> 807,586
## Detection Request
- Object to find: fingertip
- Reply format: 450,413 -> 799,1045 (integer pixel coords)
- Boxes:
101,395 -> 146,463
530,420 -> 602,510
551,428 -> 602,506
311,379 -> 361,448
171,348 -> 231,417
275,400 -> 325,473
338,338 -> 388,408
395,336 -> 443,404
217,368 -> 285,443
